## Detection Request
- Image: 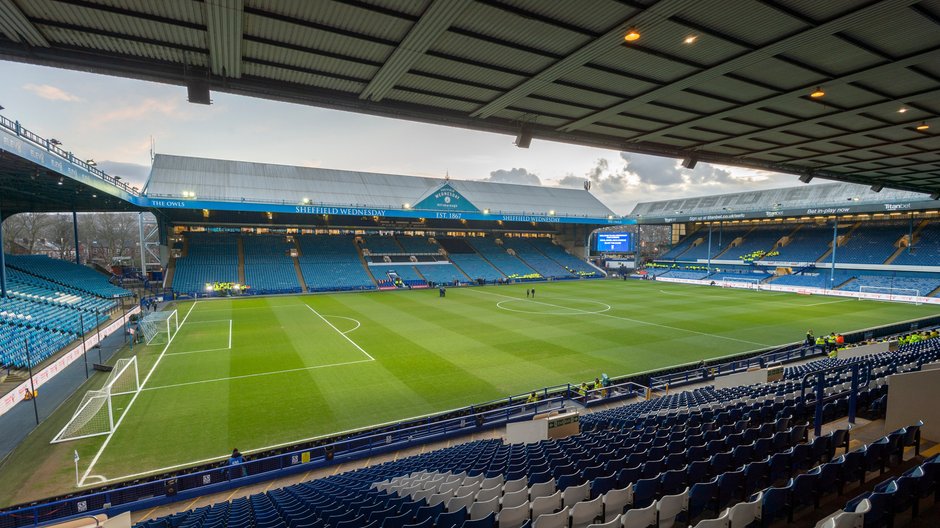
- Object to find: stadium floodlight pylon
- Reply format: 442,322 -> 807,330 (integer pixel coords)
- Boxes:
858,286 -> 921,304
51,357 -> 140,443
140,309 -> 179,345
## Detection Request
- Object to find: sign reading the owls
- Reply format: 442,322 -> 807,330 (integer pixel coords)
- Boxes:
413,183 -> 481,213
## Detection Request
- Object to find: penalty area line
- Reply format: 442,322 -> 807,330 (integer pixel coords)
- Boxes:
78,300 -> 200,487
305,305 -> 374,361
141,359 -> 375,392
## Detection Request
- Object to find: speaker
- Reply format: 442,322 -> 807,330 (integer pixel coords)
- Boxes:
165,478 -> 178,496
187,80 -> 211,105
681,157 -> 697,169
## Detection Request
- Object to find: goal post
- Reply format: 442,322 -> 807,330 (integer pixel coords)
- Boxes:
51,357 -> 140,443
858,286 -> 921,303
140,309 -> 179,345
720,277 -> 762,290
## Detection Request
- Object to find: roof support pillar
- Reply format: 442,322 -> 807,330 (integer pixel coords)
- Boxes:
73,210 -> 80,266
0,204 -> 6,298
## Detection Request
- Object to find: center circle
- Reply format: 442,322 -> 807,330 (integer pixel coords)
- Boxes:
495,298 -> 611,315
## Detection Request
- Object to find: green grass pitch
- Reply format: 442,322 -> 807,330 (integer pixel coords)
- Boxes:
1,279 -> 936,505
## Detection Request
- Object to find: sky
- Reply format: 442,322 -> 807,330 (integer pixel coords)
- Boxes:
1,60 -> 809,214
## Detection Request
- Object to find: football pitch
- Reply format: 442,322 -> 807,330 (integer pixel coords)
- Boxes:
1,279 -> 937,505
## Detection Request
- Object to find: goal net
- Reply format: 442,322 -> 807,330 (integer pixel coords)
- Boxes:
722,277 -> 762,290
140,309 -> 179,345
858,286 -> 921,304
51,357 -> 140,443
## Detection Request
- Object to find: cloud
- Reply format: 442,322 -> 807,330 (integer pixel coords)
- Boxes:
23,84 -> 81,102
91,97 -> 190,126
96,160 -> 151,188
548,152 -> 791,212
484,167 -> 541,185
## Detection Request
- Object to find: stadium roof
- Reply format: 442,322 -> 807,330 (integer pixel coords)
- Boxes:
0,1 -> 938,195
145,153 -> 616,219
631,181 -> 940,223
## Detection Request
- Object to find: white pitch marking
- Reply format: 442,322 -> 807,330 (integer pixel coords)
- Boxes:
306,305 -> 374,361
142,359 -> 375,392
470,288 -> 771,347
164,347 -> 232,357
804,298 -> 853,307
228,319 -> 233,349
78,301 -> 200,487
324,315 -> 361,334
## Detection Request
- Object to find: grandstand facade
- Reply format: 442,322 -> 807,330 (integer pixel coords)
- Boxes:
145,154 -> 623,296
634,183 -> 940,299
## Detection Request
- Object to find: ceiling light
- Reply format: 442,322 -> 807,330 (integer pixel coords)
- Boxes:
624,28 -> 640,42
810,87 -> 825,98
683,35 -> 697,44
916,122 -> 929,131
898,107 -> 908,113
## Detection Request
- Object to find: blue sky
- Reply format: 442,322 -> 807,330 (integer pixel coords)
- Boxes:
0,60 -> 804,213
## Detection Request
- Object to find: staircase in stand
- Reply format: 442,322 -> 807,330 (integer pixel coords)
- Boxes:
884,219 -> 931,265
237,237 -> 246,284
291,239 -> 308,293
354,240 -> 379,287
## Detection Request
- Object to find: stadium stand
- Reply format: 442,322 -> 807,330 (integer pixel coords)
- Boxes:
414,264 -> 469,285
0,256 -> 125,369
720,226 -> 790,261
835,221 -> 909,264
769,272 -> 850,290
361,236 -> 405,254
131,337 -> 939,528
396,237 -> 438,254
674,226 -> 750,261
842,273 -> 940,297
526,239 -> 602,278
5,254 -> 130,299
437,239 -> 504,282
465,238 -> 538,279
765,223 -> 833,263
297,235 -> 376,292
242,236 -> 301,294
500,238 -> 574,279
173,233 -> 239,294
892,221 -> 940,266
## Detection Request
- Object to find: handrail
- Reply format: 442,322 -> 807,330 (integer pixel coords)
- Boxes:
0,115 -> 140,196
800,360 -> 872,437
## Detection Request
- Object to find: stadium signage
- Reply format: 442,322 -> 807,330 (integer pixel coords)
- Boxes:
884,203 -> 912,211
501,215 -> 561,223
151,200 -> 186,208
413,183 -> 481,213
294,206 -> 388,216
806,207 -> 850,215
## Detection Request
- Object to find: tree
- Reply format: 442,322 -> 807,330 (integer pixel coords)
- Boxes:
2,213 -> 55,253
